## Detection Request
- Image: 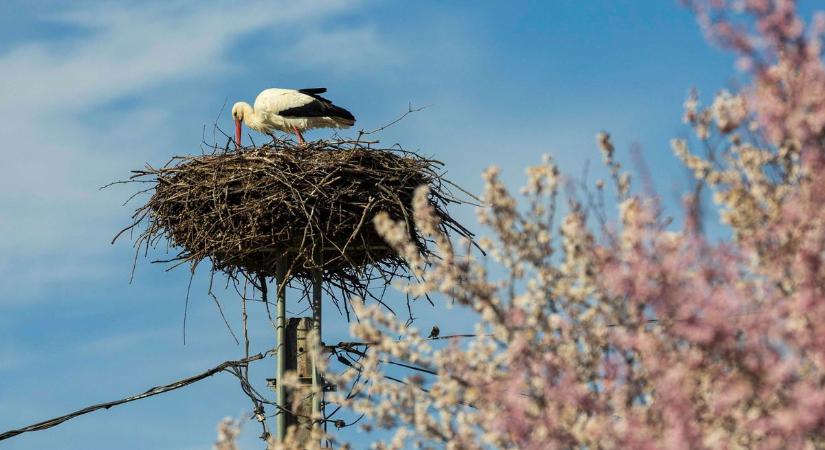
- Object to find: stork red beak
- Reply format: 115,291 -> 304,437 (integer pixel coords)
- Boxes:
235,119 -> 242,148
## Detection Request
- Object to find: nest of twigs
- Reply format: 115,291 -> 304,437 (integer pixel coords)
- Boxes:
116,138 -> 475,304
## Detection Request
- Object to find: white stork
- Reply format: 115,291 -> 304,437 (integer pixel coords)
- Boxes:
232,87 -> 356,146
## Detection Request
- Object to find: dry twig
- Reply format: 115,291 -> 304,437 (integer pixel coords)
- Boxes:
114,137 -> 477,312
0,352 -> 268,441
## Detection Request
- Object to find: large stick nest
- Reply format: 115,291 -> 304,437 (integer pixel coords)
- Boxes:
116,138 -> 475,305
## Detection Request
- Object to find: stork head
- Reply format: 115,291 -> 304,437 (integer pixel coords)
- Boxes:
231,102 -> 249,148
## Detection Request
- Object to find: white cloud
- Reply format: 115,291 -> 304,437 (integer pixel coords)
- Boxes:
77,327 -> 175,354
0,1 -> 360,112
0,0 -> 365,303
280,26 -> 403,73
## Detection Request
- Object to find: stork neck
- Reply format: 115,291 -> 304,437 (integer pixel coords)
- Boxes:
241,103 -> 266,131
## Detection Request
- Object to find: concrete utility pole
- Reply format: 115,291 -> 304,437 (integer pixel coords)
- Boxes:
311,268 -> 323,431
269,262 -> 326,448
269,318 -> 320,444
274,257 -> 288,442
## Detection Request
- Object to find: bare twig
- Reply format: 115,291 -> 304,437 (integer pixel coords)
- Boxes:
113,138 -> 477,317
0,352 -> 269,441
357,103 -> 429,139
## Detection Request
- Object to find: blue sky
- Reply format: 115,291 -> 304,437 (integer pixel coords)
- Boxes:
0,0 -> 769,448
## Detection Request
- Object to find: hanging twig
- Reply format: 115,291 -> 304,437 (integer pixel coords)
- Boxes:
356,103 -> 429,140
0,352 -> 269,441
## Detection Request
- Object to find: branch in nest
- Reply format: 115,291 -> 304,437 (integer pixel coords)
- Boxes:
114,137 -> 478,316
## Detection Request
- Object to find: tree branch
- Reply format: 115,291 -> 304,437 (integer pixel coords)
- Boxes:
0,352 -> 268,441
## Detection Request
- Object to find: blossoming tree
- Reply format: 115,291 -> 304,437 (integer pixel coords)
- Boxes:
216,1 -> 825,448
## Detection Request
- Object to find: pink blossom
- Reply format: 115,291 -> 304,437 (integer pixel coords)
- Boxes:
217,3 -> 825,449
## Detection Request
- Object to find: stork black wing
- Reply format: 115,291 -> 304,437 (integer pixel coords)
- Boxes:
280,95 -> 356,122
297,87 -> 327,95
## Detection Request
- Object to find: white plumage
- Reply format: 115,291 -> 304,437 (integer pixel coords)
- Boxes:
232,88 -> 355,145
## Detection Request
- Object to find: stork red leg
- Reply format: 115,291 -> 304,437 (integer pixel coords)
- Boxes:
293,127 -> 305,144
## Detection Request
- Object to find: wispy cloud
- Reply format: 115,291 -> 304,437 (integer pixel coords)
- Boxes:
0,0 -> 366,304
0,1 -> 360,114
77,327 -> 175,354
280,26 -> 403,73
